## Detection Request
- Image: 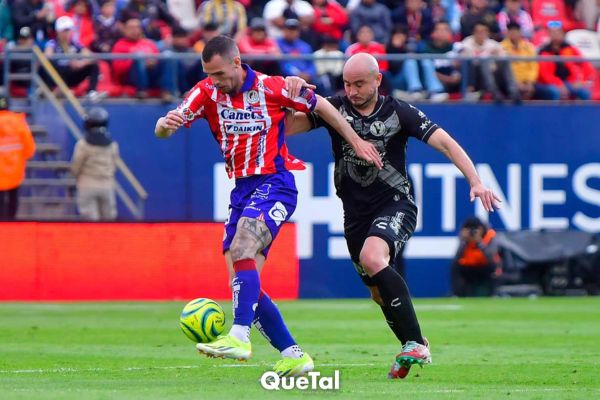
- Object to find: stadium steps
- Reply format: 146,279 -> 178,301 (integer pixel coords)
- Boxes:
30,125 -> 48,140
17,124 -> 80,221
20,178 -> 76,187
27,161 -> 72,172
20,196 -> 76,205
35,142 -> 62,155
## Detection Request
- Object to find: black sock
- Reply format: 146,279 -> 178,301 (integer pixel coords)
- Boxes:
371,266 -> 423,345
380,305 -> 406,344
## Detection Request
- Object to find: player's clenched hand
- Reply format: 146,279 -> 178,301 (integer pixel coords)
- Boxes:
470,182 -> 501,212
156,110 -> 184,137
284,76 -> 316,99
352,138 -> 383,170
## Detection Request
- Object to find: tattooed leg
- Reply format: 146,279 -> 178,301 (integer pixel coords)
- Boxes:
230,216 -> 273,262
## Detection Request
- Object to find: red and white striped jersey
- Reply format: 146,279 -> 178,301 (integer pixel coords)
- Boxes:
177,64 -> 317,178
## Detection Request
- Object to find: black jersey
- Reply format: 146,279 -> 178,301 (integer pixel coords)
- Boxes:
309,95 -> 439,217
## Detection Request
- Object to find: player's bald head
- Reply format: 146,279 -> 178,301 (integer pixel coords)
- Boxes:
342,53 -> 382,110
343,53 -> 380,79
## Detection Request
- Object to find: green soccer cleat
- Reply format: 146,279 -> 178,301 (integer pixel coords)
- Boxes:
196,334 -> 252,361
273,353 -> 314,377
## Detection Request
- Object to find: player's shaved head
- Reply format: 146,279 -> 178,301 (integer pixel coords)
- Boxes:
201,35 -> 245,95
342,53 -> 382,112
343,53 -> 380,78
202,35 -> 240,63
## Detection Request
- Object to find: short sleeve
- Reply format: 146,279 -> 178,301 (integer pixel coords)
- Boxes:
272,76 -> 317,113
396,101 -> 439,142
176,83 -> 208,127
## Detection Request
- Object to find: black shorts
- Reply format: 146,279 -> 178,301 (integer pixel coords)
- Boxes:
344,198 -> 417,286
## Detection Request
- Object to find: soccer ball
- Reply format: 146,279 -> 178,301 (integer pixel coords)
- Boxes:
179,298 -> 226,343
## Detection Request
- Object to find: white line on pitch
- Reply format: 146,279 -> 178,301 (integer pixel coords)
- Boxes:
0,363 -> 377,374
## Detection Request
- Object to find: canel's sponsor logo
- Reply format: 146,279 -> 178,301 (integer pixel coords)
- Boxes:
220,109 -> 265,120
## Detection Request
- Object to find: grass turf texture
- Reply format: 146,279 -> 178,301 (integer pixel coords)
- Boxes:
1,298 -> 599,399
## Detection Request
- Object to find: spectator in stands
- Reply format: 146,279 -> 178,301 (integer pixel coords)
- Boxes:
276,19 -> 315,82
71,107 -> 119,221
391,0 -> 435,50
119,0 -> 180,43
112,17 -> 175,102
310,0 -> 348,45
575,0 -> 599,30
461,21 -> 520,103
536,20 -> 595,100
430,0 -> 462,34
0,2 -> 13,86
346,25 -> 388,72
90,0 -> 121,53
0,0 -> 13,49
263,0 -> 314,39
386,24 -> 448,102
44,16 -> 104,101
460,0 -> 500,40
64,0 -> 95,49
313,35 -> 345,96
349,0 -> 392,44
237,17 -> 281,75
497,0 -> 534,39
6,27 -> 36,91
166,0 -> 201,33
501,22 -> 538,100
451,217 -> 500,297
0,90 -> 35,220
192,22 -> 221,53
199,0 -> 248,39
11,0 -> 56,45
170,26 -> 204,95
424,21 -> 462,94
385,24 -> 411,98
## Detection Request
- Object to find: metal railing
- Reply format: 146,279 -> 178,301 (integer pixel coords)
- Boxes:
33,51 -> 600,101
5,49 -> 599,98
3,46 -> 148,220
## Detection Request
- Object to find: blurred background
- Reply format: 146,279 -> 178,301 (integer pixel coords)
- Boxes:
0,0 -> 599,301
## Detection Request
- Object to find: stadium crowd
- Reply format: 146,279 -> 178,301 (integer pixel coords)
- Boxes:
0,0 -> 599,102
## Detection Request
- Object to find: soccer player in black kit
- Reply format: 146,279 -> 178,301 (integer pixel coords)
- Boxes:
287,53 -> 501,379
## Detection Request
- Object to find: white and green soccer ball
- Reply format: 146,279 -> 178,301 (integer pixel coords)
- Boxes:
179,298 -> 226,343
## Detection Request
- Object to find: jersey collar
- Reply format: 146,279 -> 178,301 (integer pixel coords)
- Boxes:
239,64 -> 256,93
348,95 -> 385,119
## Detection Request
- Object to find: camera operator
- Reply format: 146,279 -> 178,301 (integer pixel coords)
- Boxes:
451,217 -> 501,297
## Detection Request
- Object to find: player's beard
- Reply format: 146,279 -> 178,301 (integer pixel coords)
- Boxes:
351,88 -> 378,111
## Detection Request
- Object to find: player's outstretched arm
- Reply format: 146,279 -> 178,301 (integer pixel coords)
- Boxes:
313,95 -> 383,169
427,128 -> 501,212
155,110 -> 185,138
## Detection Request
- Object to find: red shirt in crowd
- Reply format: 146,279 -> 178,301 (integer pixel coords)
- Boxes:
111,38 -> 159,79
538,42 -> 595,86
237,33 -> 281,55
345,41 -> 389,71
312,1 -> 348,41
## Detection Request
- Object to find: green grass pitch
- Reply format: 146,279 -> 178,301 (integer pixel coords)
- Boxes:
1,298 -> 599,399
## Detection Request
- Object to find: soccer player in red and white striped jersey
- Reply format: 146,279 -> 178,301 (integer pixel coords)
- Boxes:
155,35 -> 381,376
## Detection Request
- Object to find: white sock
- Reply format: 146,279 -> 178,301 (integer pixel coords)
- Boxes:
229,324 -> 250,343
281,345 -> 304,359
